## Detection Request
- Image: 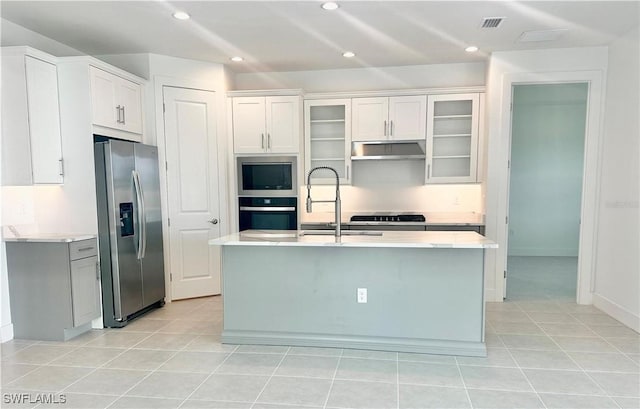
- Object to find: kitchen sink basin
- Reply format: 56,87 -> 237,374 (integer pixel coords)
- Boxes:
299,230 -> 383,236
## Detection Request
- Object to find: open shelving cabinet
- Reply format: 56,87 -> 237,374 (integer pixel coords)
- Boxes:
304,99 -> 352,184
426,93 -> 480,183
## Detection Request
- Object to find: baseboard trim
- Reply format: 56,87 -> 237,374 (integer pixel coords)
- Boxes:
222,330 -> 487,357
508,249 -> 578,257
1,323 -> 14,342
593,293 -> 640,332
484,288 -> 500,302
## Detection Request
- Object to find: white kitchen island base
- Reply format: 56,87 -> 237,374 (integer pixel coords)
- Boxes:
213,231 -> 497,357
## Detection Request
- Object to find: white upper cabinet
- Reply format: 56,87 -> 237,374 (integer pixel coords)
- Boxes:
89,66 -> 143,140
232,96 -> 300,154
352,95 -> 426,141
1,48 -> 64,185
351,97 -> 388,142
426,93 -> 481,184
304,99 -> 352,184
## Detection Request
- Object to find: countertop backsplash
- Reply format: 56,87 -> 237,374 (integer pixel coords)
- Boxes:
299,183 -> 483,221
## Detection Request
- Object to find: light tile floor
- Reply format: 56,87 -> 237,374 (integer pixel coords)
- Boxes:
506,256 -> 578,301
1,295 -> 639,408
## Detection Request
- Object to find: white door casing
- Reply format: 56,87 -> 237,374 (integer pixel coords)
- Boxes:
163,86 -> 221,299
493,71 -> 604,304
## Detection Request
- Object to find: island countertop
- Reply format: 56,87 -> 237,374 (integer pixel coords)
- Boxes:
209,230 -> 497,249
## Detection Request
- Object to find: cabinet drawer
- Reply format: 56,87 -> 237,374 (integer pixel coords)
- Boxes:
69,239 -> 98,260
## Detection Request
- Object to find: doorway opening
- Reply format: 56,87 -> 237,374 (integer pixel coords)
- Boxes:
506,83 -> 589,301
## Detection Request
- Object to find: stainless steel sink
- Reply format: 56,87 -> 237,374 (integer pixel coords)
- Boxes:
299,230 -> 383,236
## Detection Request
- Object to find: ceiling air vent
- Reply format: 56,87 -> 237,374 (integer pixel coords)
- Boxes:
481,17 -> 505,28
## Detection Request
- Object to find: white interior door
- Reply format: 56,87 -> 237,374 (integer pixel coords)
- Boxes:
163,86 -> 221,300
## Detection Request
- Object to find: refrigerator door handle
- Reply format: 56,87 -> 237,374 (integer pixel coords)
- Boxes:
132,170 -> 147,259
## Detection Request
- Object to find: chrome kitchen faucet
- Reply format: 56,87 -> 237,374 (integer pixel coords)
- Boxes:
306,166 -> 341,237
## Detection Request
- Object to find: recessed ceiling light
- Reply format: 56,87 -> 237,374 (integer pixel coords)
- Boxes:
172,11 -> 190,20
342,51 -> 355,58
230,56 -> 244,62
465,46 -> 479,53
321,2 -> 339,10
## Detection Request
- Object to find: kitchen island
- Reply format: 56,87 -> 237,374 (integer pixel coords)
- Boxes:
210,230 -> 497,356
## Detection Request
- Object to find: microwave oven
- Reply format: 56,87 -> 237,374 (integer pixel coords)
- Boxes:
237,156 -> 297,197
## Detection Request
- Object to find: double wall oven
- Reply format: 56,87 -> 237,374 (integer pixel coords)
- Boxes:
237,156 -> 298,231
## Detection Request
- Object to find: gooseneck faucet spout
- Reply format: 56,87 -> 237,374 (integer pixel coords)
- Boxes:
306,166 -> 341,237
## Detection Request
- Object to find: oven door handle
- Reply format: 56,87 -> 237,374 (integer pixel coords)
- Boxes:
239,206 -> 296,212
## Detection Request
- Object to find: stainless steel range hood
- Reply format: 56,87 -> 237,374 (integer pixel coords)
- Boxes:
351,140 -> 426,160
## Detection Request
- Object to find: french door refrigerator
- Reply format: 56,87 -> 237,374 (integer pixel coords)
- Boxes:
94,139 -> 165,327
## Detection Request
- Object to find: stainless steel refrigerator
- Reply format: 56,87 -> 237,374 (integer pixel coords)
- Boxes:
94,139 -> 165,327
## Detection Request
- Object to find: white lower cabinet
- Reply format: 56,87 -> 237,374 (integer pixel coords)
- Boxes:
426,93 -> 482,184
1,47 -> 64,185
70,255 -> 102,327
304,99 -> 352,184
5,238 -> 101,341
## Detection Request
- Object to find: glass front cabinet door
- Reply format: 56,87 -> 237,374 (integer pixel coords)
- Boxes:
426,93 -> 482,184
304,99 -> 352,184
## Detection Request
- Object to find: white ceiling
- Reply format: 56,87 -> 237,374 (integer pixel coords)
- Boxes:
1,1 -> 638,73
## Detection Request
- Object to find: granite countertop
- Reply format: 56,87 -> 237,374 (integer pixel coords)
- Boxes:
210,230 -> 497,249
300,211 -> 485,227
3,234 -> 97,243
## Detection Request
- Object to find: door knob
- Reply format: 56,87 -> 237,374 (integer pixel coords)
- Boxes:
209,218 -> 219,225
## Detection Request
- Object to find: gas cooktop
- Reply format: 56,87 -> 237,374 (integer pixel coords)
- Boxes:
350,213 -> 426,223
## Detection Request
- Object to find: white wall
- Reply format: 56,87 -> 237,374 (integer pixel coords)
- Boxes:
485,47 -> 609,302
300,183 -> 482,224
94,53 -> 150,80
0,18 -> 84,56
592,27 -> 640,331
234,62 -> 485,92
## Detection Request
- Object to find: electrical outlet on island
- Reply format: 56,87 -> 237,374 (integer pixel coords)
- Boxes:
357,288 -> 367,303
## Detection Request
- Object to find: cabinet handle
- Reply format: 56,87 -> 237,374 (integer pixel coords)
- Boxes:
116,105 -> 122,123
427,164 -> 431,179
78,246 -> 94,252
96,261 -> 100,281
346,165 -> 350,180
384,120 -> 388,137
261,133 -> 265,149
267,133 -> 271,149
390,120 -> 394,136
58,159 -> 64,176
121,106 -> 126,124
